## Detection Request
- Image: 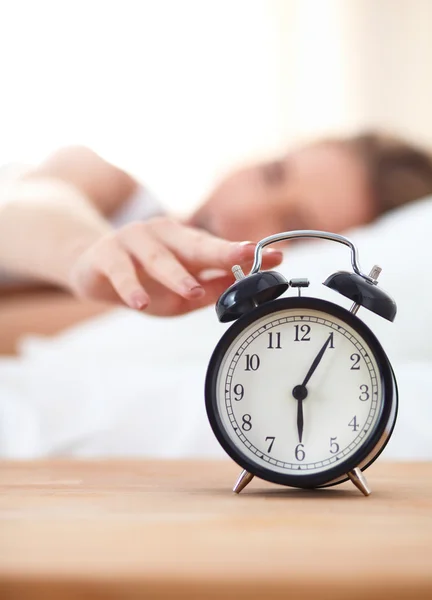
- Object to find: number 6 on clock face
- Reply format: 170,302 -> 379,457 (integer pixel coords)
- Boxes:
205,297 -> 397,490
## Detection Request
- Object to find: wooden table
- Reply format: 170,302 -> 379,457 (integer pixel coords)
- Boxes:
0,460 -> 431,599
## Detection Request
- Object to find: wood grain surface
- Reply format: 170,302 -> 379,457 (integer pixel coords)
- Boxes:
0,460 -> 431,599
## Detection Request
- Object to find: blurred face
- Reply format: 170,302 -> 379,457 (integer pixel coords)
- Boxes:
188,142 -> 374,241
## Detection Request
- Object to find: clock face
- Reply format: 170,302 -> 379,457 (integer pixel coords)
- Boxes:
206,297 -> 396,487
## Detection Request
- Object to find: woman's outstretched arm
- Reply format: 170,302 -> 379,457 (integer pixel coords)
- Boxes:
0,176 -> 282,316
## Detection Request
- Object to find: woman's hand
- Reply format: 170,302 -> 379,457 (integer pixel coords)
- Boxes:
69,217 -> 283,316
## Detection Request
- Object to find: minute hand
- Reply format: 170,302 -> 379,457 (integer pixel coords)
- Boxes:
301,334 -> 333,387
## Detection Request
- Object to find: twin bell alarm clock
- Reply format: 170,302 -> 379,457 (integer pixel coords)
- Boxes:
205,231 -> 398,496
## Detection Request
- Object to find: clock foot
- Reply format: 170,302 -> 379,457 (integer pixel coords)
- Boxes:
347,467 -> 371,497
233,469 -> 254,494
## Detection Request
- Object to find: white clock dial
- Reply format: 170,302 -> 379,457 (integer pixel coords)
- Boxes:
215,307 -> 383,477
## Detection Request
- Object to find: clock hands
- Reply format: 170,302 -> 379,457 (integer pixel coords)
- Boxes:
292,333 -> 333,443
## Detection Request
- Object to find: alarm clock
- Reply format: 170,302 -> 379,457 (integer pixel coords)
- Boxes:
205,231 -> 398,496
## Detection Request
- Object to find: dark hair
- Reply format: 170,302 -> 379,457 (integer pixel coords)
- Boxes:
349,132 -> 432,217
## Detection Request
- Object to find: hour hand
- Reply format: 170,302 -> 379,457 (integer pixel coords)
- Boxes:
292,384 -> 307,443
297,397 -> 304,443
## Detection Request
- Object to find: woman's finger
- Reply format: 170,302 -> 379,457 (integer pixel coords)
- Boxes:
99,242 -> 150,309
155,274 -> 238,316
119,225 -> 206,300
149,219 -> 283,270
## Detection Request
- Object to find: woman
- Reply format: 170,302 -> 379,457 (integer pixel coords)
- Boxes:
1,131 -> 432,353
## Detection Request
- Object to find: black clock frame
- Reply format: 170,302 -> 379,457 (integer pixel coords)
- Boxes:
205,296 -> 398,489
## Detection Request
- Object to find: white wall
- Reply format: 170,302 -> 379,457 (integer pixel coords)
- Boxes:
0,0 -> 431,213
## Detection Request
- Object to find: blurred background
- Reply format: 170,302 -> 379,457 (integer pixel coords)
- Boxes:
1,0 -> 432,213
1,0 -> 432,461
